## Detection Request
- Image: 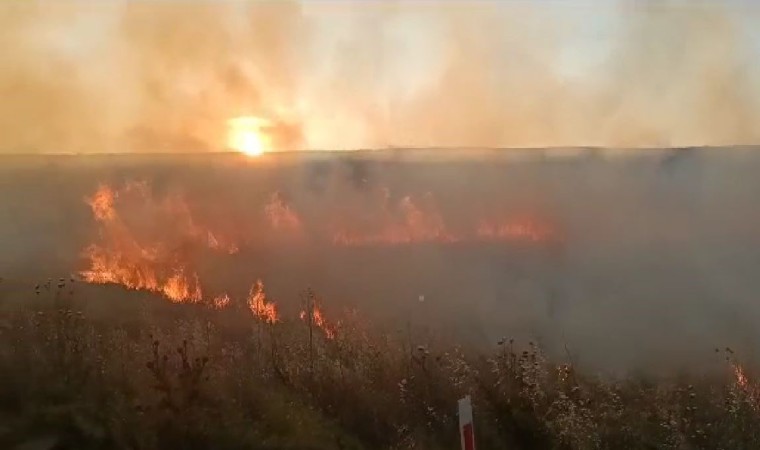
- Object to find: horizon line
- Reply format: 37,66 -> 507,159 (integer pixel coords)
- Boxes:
1,144 -> 759,157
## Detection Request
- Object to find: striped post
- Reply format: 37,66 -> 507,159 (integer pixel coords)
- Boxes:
458,395 -> 475,450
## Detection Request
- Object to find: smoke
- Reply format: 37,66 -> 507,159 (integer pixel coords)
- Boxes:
2,149 -> 760,374
0,0 -> 759,153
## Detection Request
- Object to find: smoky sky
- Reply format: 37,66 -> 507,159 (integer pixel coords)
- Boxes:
1,0 -> 760,154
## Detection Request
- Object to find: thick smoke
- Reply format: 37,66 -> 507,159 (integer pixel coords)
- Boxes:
0,0 -> 759,153
2,149 -> 760,374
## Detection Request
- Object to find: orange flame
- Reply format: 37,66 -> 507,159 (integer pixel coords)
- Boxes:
80,244 -> 203,303
247,280 -> 279,324
732,362 -> 760,411
476,216 -> 557,243
265,192 -> 302,233
734,363 -> 750,390
80,182 -> 239,303
206,230 -> 240,255
212,293 -> 231,309
81,182 -> 562,306
332,193 -> 458,246
300,300 -> 336,339
162,270 -> 202,303
87,184 -> 117,221
331,191 -> 558,247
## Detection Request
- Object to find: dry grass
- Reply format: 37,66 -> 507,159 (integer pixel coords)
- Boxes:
0,283 -> 758,449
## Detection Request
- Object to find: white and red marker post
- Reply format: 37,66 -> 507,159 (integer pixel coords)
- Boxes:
458,395 -> 476,450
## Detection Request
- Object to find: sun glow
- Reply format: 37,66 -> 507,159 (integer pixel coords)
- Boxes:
227,116 -> 272,157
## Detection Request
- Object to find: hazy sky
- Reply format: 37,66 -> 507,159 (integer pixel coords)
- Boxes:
1,0 -> 760,153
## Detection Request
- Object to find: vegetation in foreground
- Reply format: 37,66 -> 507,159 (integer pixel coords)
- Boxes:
0,283 -> 758,450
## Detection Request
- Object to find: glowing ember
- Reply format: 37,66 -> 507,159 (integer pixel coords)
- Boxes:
227,116 -> 273,157
247,280 -> 279,324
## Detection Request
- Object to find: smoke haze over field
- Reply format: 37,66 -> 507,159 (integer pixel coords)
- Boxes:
1,149 -> 760,373
1,0 -> 760,153
2,0 -> 760,375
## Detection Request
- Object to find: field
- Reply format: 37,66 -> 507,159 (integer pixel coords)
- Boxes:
1,148 -> 760,448
1,285 -> 758,449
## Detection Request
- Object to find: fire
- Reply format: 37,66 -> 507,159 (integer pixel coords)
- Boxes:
206,231 -> 239,255
162,270 -> 202,303
87,184 -> 117,221
227,116 -> 273,157
734,363 -> 749,389
80,181 -> 562,308
265,192 -> 302,233
212,293 -> 231,309
732,362 -> 760,410
80,182 -> 236,303
331,191 -> 558,247
81,243 -> 203,303
247,280 -> 279,324
300,296 -> 336,339
476,216 -> 557,243
332,193 -> 458,246
80,244 -> 160,293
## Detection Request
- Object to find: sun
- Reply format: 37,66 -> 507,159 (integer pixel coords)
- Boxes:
227,116 -> 272,157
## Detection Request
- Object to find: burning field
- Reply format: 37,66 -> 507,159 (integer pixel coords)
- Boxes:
78,176 -> 558,306
3,0 -> 760,446
2,148 -> 760,367
2,148 -> 760,448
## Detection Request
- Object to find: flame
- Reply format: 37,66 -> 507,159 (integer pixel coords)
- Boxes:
332,193 -> 458,246
212,293 -> 231,309
734,363 -> 749,389
80,182 -> 237,303
80,244 -> 160,293
227,116 -> 273,157
81,182 -> 561,307
247,279 -> 279,324
476,216 -> 557,243
87,184 -> 117,221
81,243 -> 203,303
732,362 -> 760,410
300,300 -> 336,339
331,191 -> 557,246
162,269 -> 202,303
206,230 -> 239,255
265,192 -> 302,233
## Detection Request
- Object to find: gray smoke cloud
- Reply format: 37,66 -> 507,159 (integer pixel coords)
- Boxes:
0,0 -> 759,153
